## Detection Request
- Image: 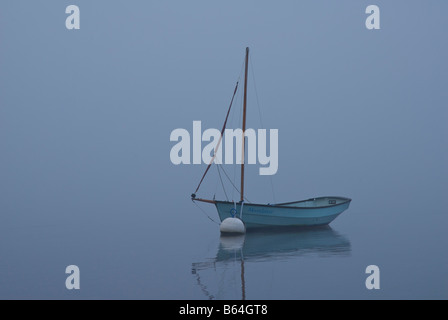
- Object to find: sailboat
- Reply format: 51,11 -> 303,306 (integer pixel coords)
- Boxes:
191,47 -> 351,230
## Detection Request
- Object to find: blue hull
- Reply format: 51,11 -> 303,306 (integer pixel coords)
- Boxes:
215,196 -> 351,229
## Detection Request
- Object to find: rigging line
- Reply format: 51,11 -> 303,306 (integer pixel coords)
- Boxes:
194,81 -> 239,194
219,164 -> 240,197
250,56 -> 277,204
231,82 -> 243,201
218,164 -> 251,203
217,165 -> 229,201
228,55 -> 245,130
192,200 -> 220,225
214,163 -> 220,196
236,78 -> 243,201
249,56 -> 265,129
227,74 -> 242,201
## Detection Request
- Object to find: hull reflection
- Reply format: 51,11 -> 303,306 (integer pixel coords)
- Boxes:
192,226 -> 351,299
218,226 -> 351,261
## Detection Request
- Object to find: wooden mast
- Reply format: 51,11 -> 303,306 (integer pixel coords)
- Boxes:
241,47 -> 249,202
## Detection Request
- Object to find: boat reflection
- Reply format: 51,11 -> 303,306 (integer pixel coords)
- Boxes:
192,226 -> 351,299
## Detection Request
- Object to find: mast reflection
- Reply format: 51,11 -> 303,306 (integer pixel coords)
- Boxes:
192,226 -> 351,300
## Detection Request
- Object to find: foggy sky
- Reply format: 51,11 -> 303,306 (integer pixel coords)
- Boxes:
0,1 -> 447,299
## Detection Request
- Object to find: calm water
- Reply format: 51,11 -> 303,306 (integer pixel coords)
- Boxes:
1,192 -> 447,300
1,1 -> 447,300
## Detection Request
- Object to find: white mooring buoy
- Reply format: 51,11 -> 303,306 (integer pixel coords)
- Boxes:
220,217 -> 246,234
220,234 -> 245,251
